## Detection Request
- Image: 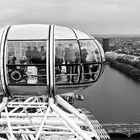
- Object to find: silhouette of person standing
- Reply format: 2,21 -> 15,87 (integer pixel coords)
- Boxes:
39,46 -> 46,63
26,46 -> 32,62
31,47 -> 40,64
81,48 -> 90,79
55,44 -> 64,71
64,44 -> 76,83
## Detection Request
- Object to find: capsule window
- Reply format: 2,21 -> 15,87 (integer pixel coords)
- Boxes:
79,40 -> 101,83
55,40 -> 80,84
6,41 -> 47,85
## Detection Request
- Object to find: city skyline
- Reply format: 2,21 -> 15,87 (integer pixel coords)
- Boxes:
0,0 -> 140,35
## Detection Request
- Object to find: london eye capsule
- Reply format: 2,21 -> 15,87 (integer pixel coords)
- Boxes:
0,24 -> 105,98
0,24 -> 110,140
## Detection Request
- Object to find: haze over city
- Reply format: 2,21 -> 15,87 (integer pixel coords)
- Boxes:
0,0 -> 140,35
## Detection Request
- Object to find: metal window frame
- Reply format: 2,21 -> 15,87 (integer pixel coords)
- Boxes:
48,25 -> 55,97
3,27 -> 50,97
0,25 -> 11,96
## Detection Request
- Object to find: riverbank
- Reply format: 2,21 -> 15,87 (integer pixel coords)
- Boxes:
108,59 -> 140,80
105,52 -> 140,81
75,65 -> 140,123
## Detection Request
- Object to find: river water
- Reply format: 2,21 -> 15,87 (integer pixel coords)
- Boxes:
74,65 -> 140,140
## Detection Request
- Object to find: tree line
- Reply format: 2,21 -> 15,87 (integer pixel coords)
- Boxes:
107,57 -> 140,80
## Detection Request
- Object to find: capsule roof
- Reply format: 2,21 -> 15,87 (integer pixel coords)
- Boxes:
7,24 -> 93,40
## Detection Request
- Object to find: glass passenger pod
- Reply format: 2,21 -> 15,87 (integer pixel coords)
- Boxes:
6,25 -> 49,96
54,26 -> 102,88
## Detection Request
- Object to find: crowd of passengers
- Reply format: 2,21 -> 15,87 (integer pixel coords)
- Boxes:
55,43 -> 100,83
8,46 -> 46,83
8,44 -> 100,83
8,46 -> 46,65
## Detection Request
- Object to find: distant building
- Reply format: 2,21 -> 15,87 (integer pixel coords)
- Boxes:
103,38 -> 109,52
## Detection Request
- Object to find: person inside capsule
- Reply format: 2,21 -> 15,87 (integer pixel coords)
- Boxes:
64,43 -> 80,83
30,46 -> 40,64
38,46 -> 46,83
86,48 -> 100,80
39,46 -> 46,64
64,44 -> 75,83
81,48 -> 89,80
26,46 -> 32,63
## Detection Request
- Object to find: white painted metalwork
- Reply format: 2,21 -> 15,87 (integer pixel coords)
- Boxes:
0,95 -> 102,140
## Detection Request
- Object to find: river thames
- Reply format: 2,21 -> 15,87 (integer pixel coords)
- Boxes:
74,65 -> 140,139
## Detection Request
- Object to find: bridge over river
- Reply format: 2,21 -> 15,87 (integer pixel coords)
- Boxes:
102,123 -> 140,138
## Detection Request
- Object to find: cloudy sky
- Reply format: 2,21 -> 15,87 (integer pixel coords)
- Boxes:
0,0 -> 140,34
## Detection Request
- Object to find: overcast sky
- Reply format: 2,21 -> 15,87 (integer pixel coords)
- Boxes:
0,0 -> 140,34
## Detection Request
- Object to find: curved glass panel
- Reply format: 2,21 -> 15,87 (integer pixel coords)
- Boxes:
79,40 -> 101,83
0,28 -> 4,93
0,28 -> 4,38
73,29 -> 91,39
80,40 -> 101,63
55,40 -> 80,84
94,39 -> 105,61
7,40 -> 47,85
54,26 -> 76,40
7,24 -> 49,40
